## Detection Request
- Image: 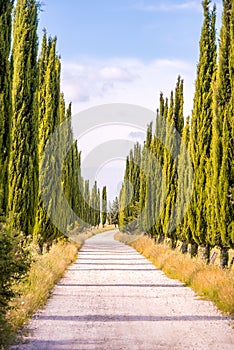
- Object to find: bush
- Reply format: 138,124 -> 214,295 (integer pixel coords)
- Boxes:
0,224 -> 31,347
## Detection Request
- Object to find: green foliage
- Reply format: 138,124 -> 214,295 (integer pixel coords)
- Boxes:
90,181 -> 101,227
119,143 -> 141,232
188,0 -> 217,251
119,1 -> 233,266
33,33 -> 63,244
0,0 -> 13,213
8,0 -> 39,235
109,197 -> 119,226
102,186 -> 107,226
207,0 -> 234,265
0,224 -> 31,346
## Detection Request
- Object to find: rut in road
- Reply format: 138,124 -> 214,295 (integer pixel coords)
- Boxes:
11,230 -> 234,350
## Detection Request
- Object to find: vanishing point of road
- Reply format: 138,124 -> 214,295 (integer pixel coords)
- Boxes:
12,230 -> 234,350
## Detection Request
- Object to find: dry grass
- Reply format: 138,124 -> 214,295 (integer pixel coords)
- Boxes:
116,233 -> 234,317
7,239 -> 78,335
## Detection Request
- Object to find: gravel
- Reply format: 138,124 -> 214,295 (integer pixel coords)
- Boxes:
11,230 -> 234,350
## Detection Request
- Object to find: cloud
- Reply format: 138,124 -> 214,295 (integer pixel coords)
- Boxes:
133,1 -> 202,13
132,0 -> 223,13
99,66 -> 137,82
129,131 -> 146,142
61,57 -> 195,118
61,60 -> 138,104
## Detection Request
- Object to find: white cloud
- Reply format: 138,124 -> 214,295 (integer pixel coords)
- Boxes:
133,1 -> 202,13
99,66 -> 137,81
61,56 -> 195,117
132,0 -> 223,13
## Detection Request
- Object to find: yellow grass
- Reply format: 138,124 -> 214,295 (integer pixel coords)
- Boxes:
116,232 -> 234,317
7,239 -> 78,334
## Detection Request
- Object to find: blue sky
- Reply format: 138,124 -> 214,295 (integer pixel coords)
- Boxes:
38,0 -> 222,115
38,0 -> 206,62
38,0 -> 222,202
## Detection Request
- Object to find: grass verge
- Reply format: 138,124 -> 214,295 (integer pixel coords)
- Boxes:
5,239 -> 78,346
115,232 -> 234,317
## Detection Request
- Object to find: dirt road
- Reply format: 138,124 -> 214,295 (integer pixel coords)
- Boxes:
12,230 -> 234,349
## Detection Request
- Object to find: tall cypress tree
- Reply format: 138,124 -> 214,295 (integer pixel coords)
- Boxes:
8,0 -> 38,234
0,0 -> 13,213
230,1 -> 234,246
119,157 -> 130,231
139,122 -> 153,233
188,0 -> 217,260
102,186 -> 107,226
217,0 -> 234,264
90,181 -> 100,227
33,33 -> 62,243
176,117 -> 193,253
208,0 -> 233,267
159,78 -> 184,248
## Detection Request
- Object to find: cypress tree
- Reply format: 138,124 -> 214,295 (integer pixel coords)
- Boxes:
90,181 -> 100,227
230,1 -> 234,246
160,78 -> 184,248
139,123 -> 153,233
33,33 -> 62,244
8,0 -> 38,234
174,76 -> 184,136
176,117 -> 193,253
119,156 -> 130,231
188,0 -> 217,260
96,188 -> 101,227
208,0 -> 233,267
109,196 -> 119,227
82,180 -> 90,227
153,106 -> 167,242
102,186 -> 107,226
0,0 -> 13,214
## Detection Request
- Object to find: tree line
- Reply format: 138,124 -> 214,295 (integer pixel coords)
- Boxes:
119,0 -> 234,268
0,0 -> 107,243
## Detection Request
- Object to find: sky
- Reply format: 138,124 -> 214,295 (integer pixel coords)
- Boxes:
38,0 -> 222,202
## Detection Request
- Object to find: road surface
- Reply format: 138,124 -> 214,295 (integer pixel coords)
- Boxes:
12,230 -> 234,349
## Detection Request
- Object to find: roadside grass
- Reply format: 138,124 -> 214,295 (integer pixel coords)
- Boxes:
5,225 -> 115,348
5,239 -> 78,346
115,232 -> 234,317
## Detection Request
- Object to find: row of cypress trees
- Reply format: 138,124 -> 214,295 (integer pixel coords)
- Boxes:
0,0 -> 103,245
119,0 -> 234,268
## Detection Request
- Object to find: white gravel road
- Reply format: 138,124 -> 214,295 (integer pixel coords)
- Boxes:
12,230 -> 234,350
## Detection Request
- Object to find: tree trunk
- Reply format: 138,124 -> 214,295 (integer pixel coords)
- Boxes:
190,242 -> 198,258
220,247 -> 229,269
170,238 -> 177,249
202,245 -> 211,264
158,234 -> 164,244
181,242 -> 188,254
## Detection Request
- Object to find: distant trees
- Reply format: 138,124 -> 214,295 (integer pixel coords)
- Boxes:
102,186 -> 107,226
109,197 -> 119,227
119,0 -> 234,268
